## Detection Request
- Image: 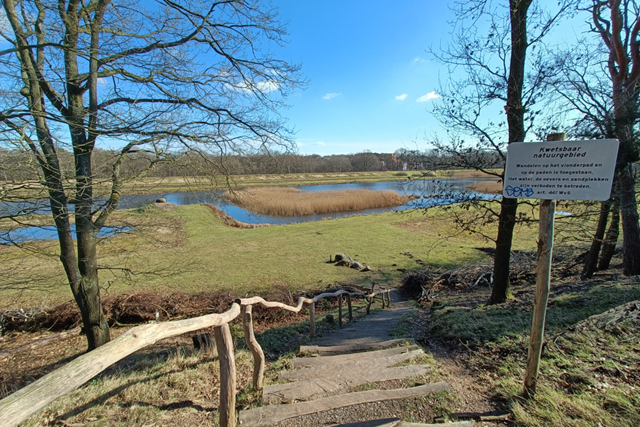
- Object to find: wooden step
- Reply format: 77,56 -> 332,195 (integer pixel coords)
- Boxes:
300,338 -> 415,355
264,365 -> 431,404
238,382 -> 452,426
280,349 -> 425,381
394,422 -> 474,427
331,421 -> 474,427
330,418 -> 401,427
291,345 -> 419,368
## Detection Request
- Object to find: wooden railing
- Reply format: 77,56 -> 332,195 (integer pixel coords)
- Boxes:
0,287 -> 391,427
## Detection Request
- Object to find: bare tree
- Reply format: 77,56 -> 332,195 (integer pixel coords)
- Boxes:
589,0 -> 640,275
429,0 -> 569,304
549,44 -> 621,278
0,0 -> 304,350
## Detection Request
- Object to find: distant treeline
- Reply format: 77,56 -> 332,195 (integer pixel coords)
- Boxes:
0,148 -> 502,182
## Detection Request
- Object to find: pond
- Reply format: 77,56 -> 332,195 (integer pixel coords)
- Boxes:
1,225 -> 133,244
1,178 -> 498,242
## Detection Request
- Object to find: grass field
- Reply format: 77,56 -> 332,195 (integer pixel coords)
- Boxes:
0,199 -> 548,310
426,273 -> 640,427
3,178 -> 638,426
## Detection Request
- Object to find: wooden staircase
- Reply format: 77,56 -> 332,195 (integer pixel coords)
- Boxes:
239,339 -> 472,426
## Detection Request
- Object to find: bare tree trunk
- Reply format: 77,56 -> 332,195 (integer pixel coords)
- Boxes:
72,147 -> 110,350
618,164 -> 640,275
598,202 -> 620,270
581,201 -> 611,279
598,0 -> 640,275
490,198 -> 517,304
489,0 -> 531,305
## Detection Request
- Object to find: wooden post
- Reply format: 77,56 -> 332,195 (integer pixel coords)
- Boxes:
309,302 -> 316,338
366,296 -> 373,314
214,323 -> 237,427
338,293 -> 343,327
347,293 -> 353,321
242,305 -> 265,390
381,291 -> 386,309
523,132 -> 563,397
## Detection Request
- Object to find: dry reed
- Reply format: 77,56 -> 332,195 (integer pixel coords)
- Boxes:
222,187 -> 413,217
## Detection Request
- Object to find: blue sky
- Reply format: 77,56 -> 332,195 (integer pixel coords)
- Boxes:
273,1 -> 454,156
0,0 -> 589,157
272,1 -> 592,156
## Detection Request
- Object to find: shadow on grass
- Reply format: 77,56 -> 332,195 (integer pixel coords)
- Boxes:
120,399 -> 216,412
429,280 -> 640,344
56,362 -> 203,422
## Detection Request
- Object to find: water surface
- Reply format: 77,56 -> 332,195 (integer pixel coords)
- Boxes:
1,179 -> 497,241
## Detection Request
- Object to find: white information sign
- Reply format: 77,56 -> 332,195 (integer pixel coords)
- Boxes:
503,139 -> 619,201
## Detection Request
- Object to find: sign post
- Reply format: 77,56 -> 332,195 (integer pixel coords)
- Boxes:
502,135 -> 619,397
523,133 -> 562,396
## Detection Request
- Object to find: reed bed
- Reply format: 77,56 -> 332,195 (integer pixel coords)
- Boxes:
222,187 -> 414,217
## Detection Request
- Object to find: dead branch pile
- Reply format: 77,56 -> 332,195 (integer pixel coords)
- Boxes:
401,250 -> 539,302
0,285 -> 362,334
400,271 -> 436,299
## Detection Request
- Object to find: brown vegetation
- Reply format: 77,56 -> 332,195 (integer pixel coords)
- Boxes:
465,181 -> 502,194
204,204 -> 272,229
222,187 -> 414,217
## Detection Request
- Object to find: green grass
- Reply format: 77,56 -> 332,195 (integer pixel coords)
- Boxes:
1,203 -> 517,308
500,317 -> 640,427
428,276 -> 640,427
429,282 -> 640,344
391,310 -> 418,338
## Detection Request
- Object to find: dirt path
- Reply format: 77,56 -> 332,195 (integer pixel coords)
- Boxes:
309,291 -> 415,348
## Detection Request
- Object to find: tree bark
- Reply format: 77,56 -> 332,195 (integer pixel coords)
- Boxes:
490,197 -> 517,304
581,201 -> 611,279
489,0 -> 531,305
618,164 -> 640,275
598,202 -> 620,270
2,0 -> 109,350
594,0 -> 640,275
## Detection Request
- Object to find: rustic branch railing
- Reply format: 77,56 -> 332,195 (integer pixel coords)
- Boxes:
0,287 -> 391,427
0,303 -> 241,427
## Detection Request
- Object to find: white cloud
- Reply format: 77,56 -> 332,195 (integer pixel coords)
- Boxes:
413,56 -> 426,64
255,80 -> 280,93
97,77 -> 108,86
225,79 -> 280,94
323,92 -> 342,100
395,93 -> 408,101
315,141 -> 326,146
416,91 -> 441,102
